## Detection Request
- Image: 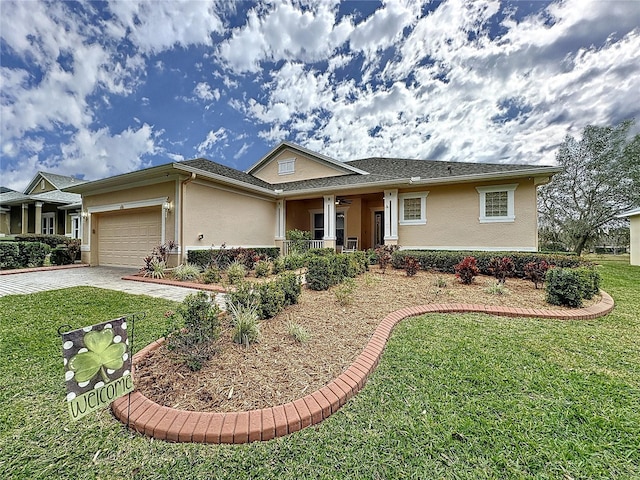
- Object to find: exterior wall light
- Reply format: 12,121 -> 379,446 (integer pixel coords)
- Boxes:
198,233 -> 204,240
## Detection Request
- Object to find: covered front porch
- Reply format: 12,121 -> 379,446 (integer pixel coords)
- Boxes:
275,190 -> 401,253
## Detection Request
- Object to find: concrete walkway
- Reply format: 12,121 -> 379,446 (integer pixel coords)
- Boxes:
0,266 -> 196,302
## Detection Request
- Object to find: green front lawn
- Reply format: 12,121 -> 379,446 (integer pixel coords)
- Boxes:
0,262 -> 638,479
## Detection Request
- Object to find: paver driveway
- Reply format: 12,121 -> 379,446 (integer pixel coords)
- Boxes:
0,266 -> 195,301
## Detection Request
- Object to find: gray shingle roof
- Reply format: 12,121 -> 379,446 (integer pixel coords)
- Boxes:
39,172 -> 86,190
179,158 -> 273,189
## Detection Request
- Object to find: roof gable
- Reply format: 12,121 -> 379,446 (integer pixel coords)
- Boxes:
246,141 -> 368,184
24,171 -> 85,194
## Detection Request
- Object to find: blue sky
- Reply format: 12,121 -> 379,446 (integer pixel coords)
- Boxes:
1,0 -> 639,191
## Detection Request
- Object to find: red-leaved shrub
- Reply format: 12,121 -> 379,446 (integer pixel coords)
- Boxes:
454,256 -> 479,284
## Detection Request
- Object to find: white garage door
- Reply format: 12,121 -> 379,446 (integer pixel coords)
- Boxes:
97,208 -> 162,267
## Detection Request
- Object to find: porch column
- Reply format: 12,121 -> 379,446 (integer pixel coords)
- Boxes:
34,202 -> 43,234
21,203 -> 29,234
383,189 -> 398,244
323,194 -> 336,249
275,199 -> 286,253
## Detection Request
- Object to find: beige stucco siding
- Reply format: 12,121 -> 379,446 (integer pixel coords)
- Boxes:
182,181 -> 276,249
629,214 -> 640,266
252,149 -> 348,184
398,180 -> 538,251
27,177 -> 56,194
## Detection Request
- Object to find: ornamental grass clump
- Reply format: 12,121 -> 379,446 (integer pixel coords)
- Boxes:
228,302 -> 260,347
226,260 -> 247,285
173,263 -> 201,281
287,321 -> 310,343
454,256 -> 479,284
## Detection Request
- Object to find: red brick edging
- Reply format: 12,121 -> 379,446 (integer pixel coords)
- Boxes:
112,291 -> 614,443
121,275 -> 227,293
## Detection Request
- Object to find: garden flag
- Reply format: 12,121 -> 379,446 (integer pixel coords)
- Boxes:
62,318 -> 134,421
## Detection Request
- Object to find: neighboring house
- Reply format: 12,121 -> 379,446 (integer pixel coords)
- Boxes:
0,172 -> 84,238
618,207 -> 640,266
64,141 -> 562,268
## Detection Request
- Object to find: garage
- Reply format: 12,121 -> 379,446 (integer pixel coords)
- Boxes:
97,207 -> 162,267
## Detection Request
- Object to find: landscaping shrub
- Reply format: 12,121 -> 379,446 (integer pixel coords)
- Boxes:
275,272 -> 302,306
375,245 -> 398,273
201,266 -> 221,284
454,256 -> 479,284
14,234 -> 69,248
272,256 -> 286,274
575,266 -> 601,300
254,260 -> 271,278
257,282 -> 286,319
524,260 -> 550,289
306,247 -> 335,257
350,251 -> 370,274
392,250 -> 583,277
50,246 -> 73,266
488,256 -> 515,284
17,242 -> 50,268
165,291 -> 221,371
283,252 -> 306,271
225,281 -> 258,311
228,302 -> 260,346
173,263 -> 201,281
226,260 -> 247,285
187,245 -> 279,270
485,282 -> 509,295
334,278 -> 356,305
286,229 -> 312,254
0,243 -> 20,269
404,256 -> 419,276
142,258 -> 166,279
545,268 -> 584,307
306,256 -> 332,290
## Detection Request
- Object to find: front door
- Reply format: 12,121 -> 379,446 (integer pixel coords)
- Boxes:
374,211 -> 384,247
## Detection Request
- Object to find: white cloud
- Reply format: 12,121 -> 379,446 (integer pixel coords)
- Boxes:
57,124 -> 157,179
233,142 -> 252,160
194,82 -> 220,102
217,0 -> 352,73
107,0 -> 223,55
196,128 -> 228,156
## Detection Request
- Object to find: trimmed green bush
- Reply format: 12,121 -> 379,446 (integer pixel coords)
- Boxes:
50,246 -> 73,266
18,242 -> 50,268
257,282 -> 286,319
575,267 -> 601,300
226,260 -> 247,285
392,250 -> 583,277
254,260 -> 271,278
225,281 -> 258,311
275,272 -> 302,306
306,256 -> 332,291
306,253 -> 368,291
0,243 -> 20,269
546,268 -> 584,307
14,234 -> 68,248
187,247 -> 280,269
283,252 -> 306,271
201,266 -> 221,284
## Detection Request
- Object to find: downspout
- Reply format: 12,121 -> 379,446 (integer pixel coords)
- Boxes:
180,172 -> 196,264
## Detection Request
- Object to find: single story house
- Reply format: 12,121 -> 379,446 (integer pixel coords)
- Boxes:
618,207 -> 640,266
0,172 -> 84,238
64,141 -> 562,268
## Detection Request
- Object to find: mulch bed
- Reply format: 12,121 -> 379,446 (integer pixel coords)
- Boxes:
135,267 -> 597,412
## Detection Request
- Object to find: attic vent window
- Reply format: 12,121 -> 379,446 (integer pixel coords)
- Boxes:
41,179 -> 45,190
278,158 -> 295,175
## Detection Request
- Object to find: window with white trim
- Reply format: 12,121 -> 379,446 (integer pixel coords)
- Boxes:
399,192 -> 428,225
476,184 -> 518,223
42,212 -> 55,234
278,158 -> 295,175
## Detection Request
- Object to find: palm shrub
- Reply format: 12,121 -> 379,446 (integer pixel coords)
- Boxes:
454,256 -> 479,284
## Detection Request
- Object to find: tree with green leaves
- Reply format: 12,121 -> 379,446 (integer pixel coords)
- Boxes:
539,119 -> 640,256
